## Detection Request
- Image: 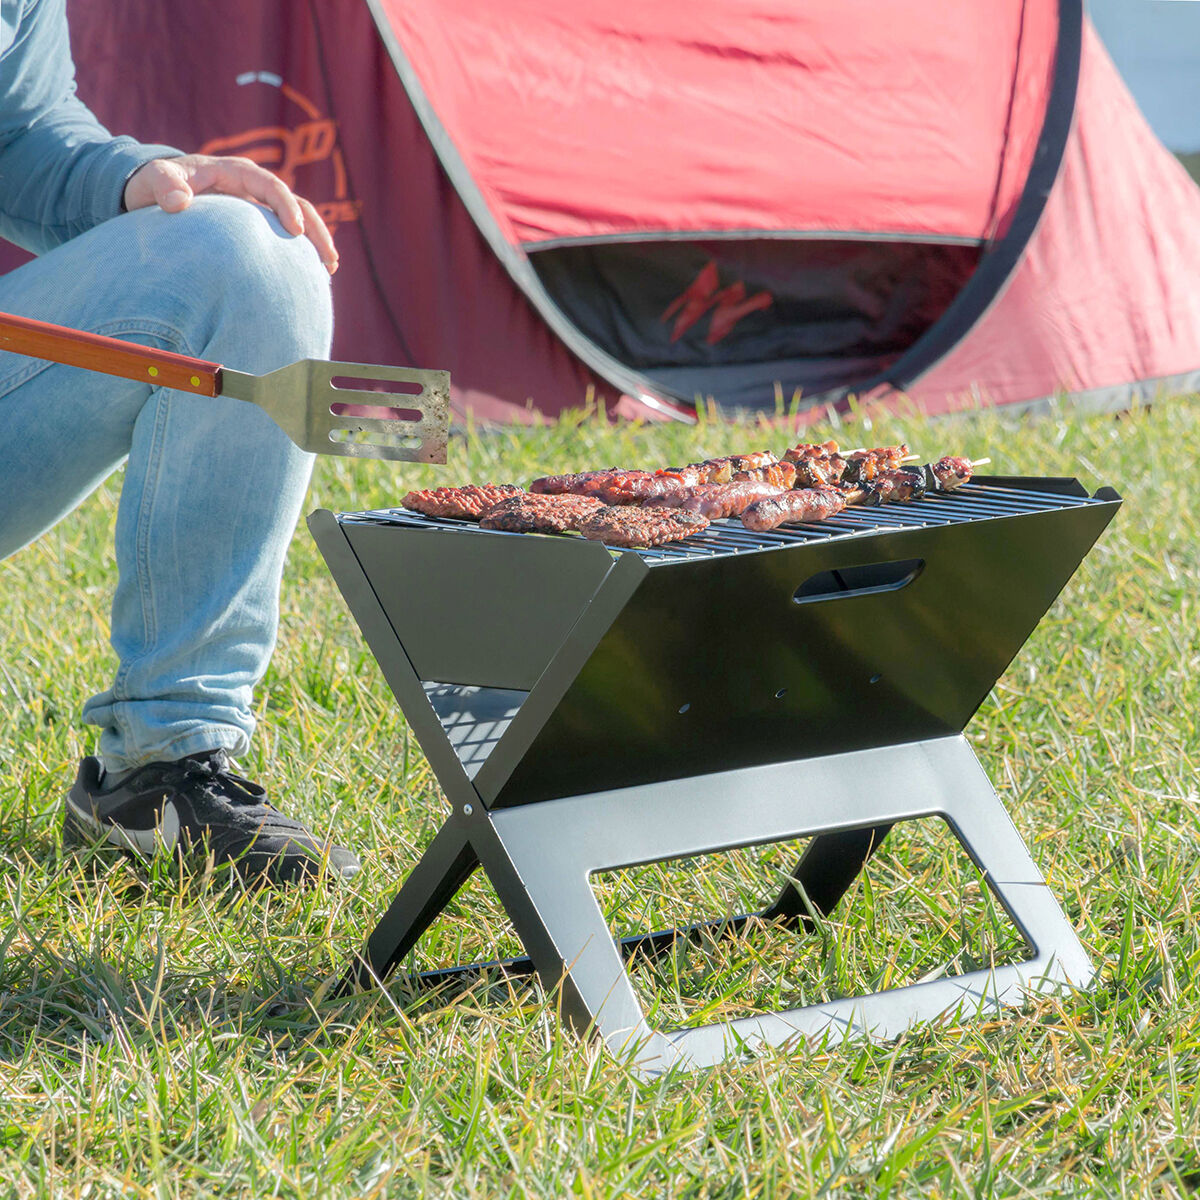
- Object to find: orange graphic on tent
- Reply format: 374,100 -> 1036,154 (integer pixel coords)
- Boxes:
199,73 -> 360,235
661,261 -> 772,345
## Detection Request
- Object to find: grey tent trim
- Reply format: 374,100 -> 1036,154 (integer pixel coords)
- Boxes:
972,370 -> 1200,421
523,229 -> 985,253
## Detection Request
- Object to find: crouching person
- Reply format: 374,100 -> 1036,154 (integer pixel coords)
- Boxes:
0,0 -> 358,884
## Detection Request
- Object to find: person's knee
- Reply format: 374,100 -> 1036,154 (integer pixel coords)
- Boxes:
136,195 -> 333,362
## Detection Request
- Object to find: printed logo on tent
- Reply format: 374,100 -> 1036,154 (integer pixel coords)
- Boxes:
198,71 -> 361,235
661,261 -> 773,345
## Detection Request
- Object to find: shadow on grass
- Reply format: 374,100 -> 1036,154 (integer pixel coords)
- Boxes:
0,840 -> 540,1069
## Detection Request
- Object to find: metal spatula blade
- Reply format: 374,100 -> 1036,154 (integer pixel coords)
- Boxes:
0,310 -> 451,465
220,361 -> 450,463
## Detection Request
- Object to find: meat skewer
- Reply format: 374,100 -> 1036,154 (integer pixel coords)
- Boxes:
783,441 -> 908,489
530,467 -> 648,498
529,467 -> 680,505
647,479 -> 789,519
740,455 -> 979,531
782,440 -> 846,488
741,486 -> 847,532
840,456 -> 979,507
655,449 -> 779,488
842,444 -> 910,483
928,455 -> 977,492
731,461 -> 797,488
534,451 -> 782,503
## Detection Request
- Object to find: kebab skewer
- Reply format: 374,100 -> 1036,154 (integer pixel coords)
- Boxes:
842,455 -> 979,505
784,441 -> 910,488
740,456 -> 983,531
646,479 -> 790,519
531,451 -> 779,501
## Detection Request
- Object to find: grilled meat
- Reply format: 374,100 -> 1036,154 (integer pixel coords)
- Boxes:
402,483 -> 523,520
536,453 -> 780,504
731,461 -> 797,488
648,480 -> 788,519
844,467 -> 926,507
596,472 -> 689,505
783,440 -> 840,463
656,450 -> 777,488
842,444 -> 909,483
725,450 -> 778,473
480,492 -> 605,533
927,455 -> 974,492
837,456 -> 975,508
577,505 -> 710,547
654,463 -> 722,487
530,468 -> 635,496
784,441 -> 849,488
783,441 -> 908,489
741,486 -> 847,532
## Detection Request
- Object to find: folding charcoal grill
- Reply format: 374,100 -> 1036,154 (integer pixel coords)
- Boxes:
310,474 -> 1121,1074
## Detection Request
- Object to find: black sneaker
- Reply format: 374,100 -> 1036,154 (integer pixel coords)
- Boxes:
63,749 -> 361,885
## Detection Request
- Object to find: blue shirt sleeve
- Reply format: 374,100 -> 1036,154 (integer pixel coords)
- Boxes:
0,0 -> 182,254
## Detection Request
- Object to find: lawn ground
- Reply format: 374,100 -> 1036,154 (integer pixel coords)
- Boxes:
1,394 -> 1198,1197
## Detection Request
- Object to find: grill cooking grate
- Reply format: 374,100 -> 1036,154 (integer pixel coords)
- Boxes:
341,482 -> 1107,563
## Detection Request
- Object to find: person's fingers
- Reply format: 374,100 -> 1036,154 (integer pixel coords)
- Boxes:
195,161 -> 337,271
123,158 -> 194,213
194,157 -> 306,236
123,154 -> 338,271
152,159 -> 194,212
296,196 -> 339,274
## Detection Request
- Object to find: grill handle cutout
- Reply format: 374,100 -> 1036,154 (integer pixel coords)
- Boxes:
793,558 -> 925,604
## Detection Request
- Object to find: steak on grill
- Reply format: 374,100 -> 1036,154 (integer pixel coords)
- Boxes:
402,483 -> 523,520
577,506 -> 710,547
480,492 -> 605,533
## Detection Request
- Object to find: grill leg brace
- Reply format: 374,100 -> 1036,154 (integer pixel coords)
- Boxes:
764,823 -> 896,927
338,821 -> 479,993
342,735 -> 1094,1076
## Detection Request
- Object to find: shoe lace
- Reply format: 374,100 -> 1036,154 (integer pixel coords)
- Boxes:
178,751 -> 268,807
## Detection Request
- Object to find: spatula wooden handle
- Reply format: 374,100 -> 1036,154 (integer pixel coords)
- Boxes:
0,310 -> 222,396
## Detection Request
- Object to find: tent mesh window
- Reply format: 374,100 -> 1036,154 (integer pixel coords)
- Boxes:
530,238 -> 983,396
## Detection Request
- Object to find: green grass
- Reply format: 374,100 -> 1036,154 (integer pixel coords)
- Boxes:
1,393 -> 1199,1197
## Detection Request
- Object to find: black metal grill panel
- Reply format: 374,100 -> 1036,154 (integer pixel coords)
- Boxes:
316,474 -> 1121,808
341,482 -> 1107,564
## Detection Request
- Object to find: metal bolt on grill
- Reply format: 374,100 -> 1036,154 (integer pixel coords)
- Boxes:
311,474 -> 1121,1074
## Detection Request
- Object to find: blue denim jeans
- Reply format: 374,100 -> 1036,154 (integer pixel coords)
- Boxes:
0,196 -> 331,772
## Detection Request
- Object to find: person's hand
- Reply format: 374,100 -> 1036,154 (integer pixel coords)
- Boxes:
123,154 -> 339,274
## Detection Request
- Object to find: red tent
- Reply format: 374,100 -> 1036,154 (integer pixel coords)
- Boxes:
23,0 -> 1200,421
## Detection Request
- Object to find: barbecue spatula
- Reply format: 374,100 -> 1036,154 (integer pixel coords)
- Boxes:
0,309 -> 450,463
